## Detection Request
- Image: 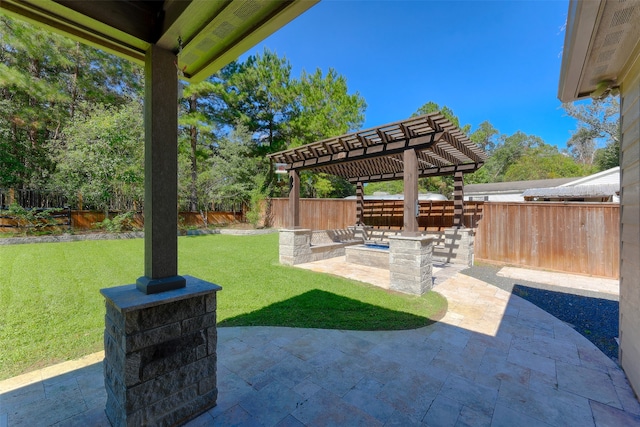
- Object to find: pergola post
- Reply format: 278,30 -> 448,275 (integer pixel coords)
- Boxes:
289,169 -> 300,228
136,45 -> 185,294
403,148 -> 419,234
453,171 -> 464,228
356,181 -> 364,225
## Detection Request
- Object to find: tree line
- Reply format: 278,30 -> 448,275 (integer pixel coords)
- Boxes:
1,15 -> 620,215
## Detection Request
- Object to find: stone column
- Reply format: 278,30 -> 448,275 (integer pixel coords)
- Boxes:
403,149 -> 419,234
137,45 -> 185,294
101,276 -> 221,427
289,170 -> 300,228
279,228 -> 312,265
453,171 -> 464,228
102,45 -> 221,427
388,234 -> 433,295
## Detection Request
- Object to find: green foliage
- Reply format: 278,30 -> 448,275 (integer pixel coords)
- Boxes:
364,180 -> 404,195
209,48 -> 297,152
205,49 -> 366,199
503,145 -> 594,181
413,101 -> 471,135
208,125 -> 267,206
49,101 -> 144,211
289,67 -> 366,147
95,211 -> 140,233
420,176 -> 454,198
563,97 -> 620,167
3,203 -> 62,234
469,121 -> 499,154
0,15 -> 142,190
246,180 -> 267,228
593,139 -> 620,171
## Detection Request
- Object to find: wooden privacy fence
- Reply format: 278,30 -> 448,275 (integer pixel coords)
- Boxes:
267,198 -> 483,230
0,210 -> 243,232
364,200 -> 483,230
268,198 -> 620,278
474,202 -> 620,278
0,208 -> 71,232
268,199 -> 356,230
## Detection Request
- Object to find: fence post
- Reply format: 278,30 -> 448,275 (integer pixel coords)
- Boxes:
8,188 -> 15,205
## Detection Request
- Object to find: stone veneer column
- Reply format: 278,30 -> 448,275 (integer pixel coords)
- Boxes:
101,276 -> 221,427
388,234 -> 433,295
279,228 -> 312,265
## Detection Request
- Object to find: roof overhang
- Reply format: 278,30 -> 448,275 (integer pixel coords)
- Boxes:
0,0 -> 318,83
269,113 -> 487,184
558,0 -> 640,102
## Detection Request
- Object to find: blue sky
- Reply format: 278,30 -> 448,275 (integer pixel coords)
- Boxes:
243,0 -> 578,150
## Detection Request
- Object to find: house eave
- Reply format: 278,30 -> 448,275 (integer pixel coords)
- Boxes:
558,0 -> 640,103
558,0 -> 604,103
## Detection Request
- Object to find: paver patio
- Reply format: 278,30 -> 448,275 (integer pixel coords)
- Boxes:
1,266 -> 638,426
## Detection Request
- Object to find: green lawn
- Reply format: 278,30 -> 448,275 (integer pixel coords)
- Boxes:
0,233 -> 447,380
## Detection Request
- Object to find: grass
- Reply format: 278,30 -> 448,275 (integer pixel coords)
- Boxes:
0,233 -> 447,380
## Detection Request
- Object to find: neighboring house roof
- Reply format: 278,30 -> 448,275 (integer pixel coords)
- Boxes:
522,183 -> 619,199
465,167 -> 621,201
559,166 -> 620,187
465,178 -> 577,196
345,193 -> 448,201
522,167 -> 620,201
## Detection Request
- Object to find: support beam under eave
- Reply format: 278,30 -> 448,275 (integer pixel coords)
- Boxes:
136,45 -> 185,294
289,170 -> 300,228
403,149 -> 419,234
453,171 -> 464,228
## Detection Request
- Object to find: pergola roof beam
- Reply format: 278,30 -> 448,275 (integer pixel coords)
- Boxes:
344,162 -> 484,184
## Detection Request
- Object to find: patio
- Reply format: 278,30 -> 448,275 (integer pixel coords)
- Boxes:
2,266 -> 638,427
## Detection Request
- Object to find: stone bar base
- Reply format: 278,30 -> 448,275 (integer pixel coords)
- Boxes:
389,235 -> 433,295
279,228 -> 361,265
429,228 -> 475,267
345,245 -> 390,269
279,228 -> 312,265
100,276 -> 222,427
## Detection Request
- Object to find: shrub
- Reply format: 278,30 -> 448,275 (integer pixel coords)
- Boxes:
95,211 -> 140,233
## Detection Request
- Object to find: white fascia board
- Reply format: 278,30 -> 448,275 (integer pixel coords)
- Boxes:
558,0 -> 604,102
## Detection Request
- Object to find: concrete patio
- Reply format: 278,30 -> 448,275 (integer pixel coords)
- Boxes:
1,266 -> 639,426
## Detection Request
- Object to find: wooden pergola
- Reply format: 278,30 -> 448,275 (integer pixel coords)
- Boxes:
269,112 -> 488,233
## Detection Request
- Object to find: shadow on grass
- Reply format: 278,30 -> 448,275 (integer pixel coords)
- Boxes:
512,284 -> 619,361
218,289 -> 447,331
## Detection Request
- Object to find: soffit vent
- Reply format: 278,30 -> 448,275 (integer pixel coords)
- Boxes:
610,7 -> 634,27
582,1 -> 640,90
602,30 -> 623,47
234,1 -> 261,20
